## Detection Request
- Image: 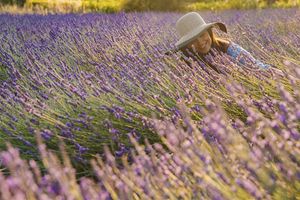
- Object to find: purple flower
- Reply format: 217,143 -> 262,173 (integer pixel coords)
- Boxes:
49,181 -> 61,195
60,129 -> 75,139
109,128 -> 119,135
78,112 -> 87,118
75,143 -> 89,154
296,171 -> 300,181
41,129 -> 53,140
236,178 -> 261,198
290,128 -> 300,140
65,122 -> 73,128
279,114 -> 287,124
278,102 -> 288,113
296,110 -> 300,120
30,118 -> 39,125
127,129 -> 141,141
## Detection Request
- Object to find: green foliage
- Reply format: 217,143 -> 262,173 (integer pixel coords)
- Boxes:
0,65 -> 9,83
81,0 -> 122,13
186,0 -> 260,10
120,0 -> 185,12
1,0 -> 299,13
0,0 -> 25,6
186,0 -> 300,10
272,0 -> 300,8
228,0 -> 260,9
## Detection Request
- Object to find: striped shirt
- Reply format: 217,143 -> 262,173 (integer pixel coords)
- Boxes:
226,41 -> 270,69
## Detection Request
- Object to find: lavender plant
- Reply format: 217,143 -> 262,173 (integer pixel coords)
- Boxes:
0,62 -> 299,199
0,8 -> 299,197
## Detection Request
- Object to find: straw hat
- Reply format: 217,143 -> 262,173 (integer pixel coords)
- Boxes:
175,12 -> 227,50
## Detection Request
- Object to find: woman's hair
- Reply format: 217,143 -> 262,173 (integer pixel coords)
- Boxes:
180,28 -> 230,73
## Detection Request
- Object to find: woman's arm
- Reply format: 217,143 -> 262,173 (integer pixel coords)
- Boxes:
226,41 -> 271,69
226,42 -> 287,78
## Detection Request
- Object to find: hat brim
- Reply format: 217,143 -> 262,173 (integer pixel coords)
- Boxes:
175,22 -> 227,50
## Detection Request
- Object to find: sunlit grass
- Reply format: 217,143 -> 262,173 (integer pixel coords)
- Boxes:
0,0 -> 300,14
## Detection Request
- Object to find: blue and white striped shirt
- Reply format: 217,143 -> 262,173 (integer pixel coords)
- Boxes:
226,41 -> 270,69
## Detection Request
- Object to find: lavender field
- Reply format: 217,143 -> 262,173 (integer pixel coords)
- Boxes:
0,8 -> 300,199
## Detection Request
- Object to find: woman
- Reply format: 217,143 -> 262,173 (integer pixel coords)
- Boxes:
168,12 -> 284,76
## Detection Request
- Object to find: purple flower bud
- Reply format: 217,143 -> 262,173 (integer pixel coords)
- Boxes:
6,177 -> 20,190
41,129 -> 53,140
49,181 -> 61,195
30,118 -> 39,125
279,114 -> 287,124
296,171 -> 300,181
16,135 -> 33,147
167,133 -> 179,146
109,128 -> 119,135
113,112 -> 122,119
2,127 -> 13,136
0,152 -> 12,166
296,110 -> 300,120
290,128 -> 300,140
270,120 -> 280,133
236,178 -> 261,198
60,129 -> 75,139
75,143 -> 89,154
78,112 -> 87,118
40,92 -> 49,100
114,150 -> 124,157
75,155 -> 88,164
66,122 -> 73,127
192,104 -> 201,112
127,129 -> 141,141
27,126 -> 35,134
278,102 -> 288,113
8,122 -> 16,130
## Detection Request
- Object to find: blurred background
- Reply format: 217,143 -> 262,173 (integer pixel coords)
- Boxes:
0,0 -> 299,14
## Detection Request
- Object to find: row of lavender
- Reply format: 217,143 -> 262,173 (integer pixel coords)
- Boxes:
0,67 -> 299,199
0,8 -> 299,198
